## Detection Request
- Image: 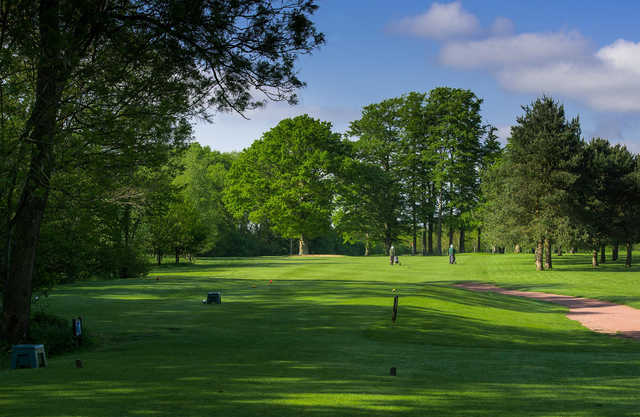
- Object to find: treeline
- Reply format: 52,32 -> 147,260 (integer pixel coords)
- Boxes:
4,90 -> 638,298
482,96 -> 640,269
167,87 -> 501,259
2,86 -> 501,295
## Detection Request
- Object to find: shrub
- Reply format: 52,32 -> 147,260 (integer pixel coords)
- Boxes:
28,311 -> 89,356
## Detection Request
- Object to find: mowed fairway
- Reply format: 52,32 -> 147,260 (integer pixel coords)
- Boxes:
2,254 -> 640,417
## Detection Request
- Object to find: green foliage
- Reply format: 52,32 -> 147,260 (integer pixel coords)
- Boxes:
173,144 -> 237,254
27,311 -> 88,356
607,146 -> 640,247
344,97 -> 409,252
480,96 -> 640,268
426,87 -> 485,213
341,89 -> 492,254
480,158 -> 526,249
485,97 -> 583,254
2,0 -> 325,343
572,139 -> 633,250
224,115 -> 346,253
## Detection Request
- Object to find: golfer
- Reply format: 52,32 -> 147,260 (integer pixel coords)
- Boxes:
389,245 -> 396,265
449,244 -> 456,264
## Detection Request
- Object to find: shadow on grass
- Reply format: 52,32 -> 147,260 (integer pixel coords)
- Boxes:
66,278 -> 640,356
4,363 -> 637,417
2,275 -> 640,416
151,257 -> 344,274
426,281 -> 569,312
539,254 -> 640,272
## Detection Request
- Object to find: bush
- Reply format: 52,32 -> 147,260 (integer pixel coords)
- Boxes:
28,311 -> 89,356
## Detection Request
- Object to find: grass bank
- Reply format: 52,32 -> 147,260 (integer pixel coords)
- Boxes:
2,253 -> 640,416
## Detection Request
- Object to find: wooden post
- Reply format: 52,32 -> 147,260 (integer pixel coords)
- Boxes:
392,295 -> 398,323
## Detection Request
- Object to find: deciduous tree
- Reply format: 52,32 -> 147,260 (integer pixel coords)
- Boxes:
224,115 -> 344,255
1,0 -> 323,344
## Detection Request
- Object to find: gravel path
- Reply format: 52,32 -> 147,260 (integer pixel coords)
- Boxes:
455,282 -> 640,340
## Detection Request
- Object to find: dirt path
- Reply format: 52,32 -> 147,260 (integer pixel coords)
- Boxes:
455,283 -> 640,340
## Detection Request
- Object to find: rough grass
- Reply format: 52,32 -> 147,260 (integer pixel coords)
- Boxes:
2,253 -> 640,416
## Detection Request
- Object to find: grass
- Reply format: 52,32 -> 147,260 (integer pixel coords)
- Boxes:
2,253 -> 640,416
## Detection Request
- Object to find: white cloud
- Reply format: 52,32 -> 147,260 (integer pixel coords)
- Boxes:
596,39 -> 640,75
388,1 -> 479,39
490,17 -> 515,37
440,32 -> 589,69
493,45 -> 640,112
387,2 -> 640,146
435,19 -> 640,112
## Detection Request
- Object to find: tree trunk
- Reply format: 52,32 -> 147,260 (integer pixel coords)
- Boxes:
156,252 -> 163,266
600,245 -> 606,264
299,235 -> 309,255
448,224 -> 453,248
459,228 -> 465,253
411,210 -> 417,256
411,227 -> 417,256
120,206 -> 131,278
544,238 -> 552,270
2,0 -> 65,345
175,248 -> 180,264
592,249 -> 598,268
557,247 -> 563,256
436,216 -> 442,256
612,242 -> 619,261
2,169 -> 51,345
476,227 -> 481,252
514,244 -> 521,254
421,224 -> 427,256
123,206 -> 131,251
625,241 -> 632,268
364,233 -> 370,256
535,240 -> 544,271
428,216 -> 434,255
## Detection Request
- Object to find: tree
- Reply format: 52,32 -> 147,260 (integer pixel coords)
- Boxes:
224,115 -> 344,255
608,148 -> 640,268
494,97 -> 582,270
173,144 -> 237,255
480,157 -> 526,252
333,155 -> 392,256
573,139 -> 625,267
425,87 -> 485,254
2,0 -> 324,344
338,88 -> 491,256
473,126 -> 503,252
346,98 -> 407,254
397,92 -> 436,256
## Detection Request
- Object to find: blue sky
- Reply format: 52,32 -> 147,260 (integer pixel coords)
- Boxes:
194,0 -> 640,152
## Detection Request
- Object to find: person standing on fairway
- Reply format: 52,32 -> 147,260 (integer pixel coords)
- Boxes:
389,245 -> 396,265
449,244 -> 456,264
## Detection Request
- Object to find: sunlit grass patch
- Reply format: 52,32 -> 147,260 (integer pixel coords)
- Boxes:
2,253 -> 640,416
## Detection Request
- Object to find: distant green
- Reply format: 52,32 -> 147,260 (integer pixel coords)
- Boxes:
2,253 -> 640,417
